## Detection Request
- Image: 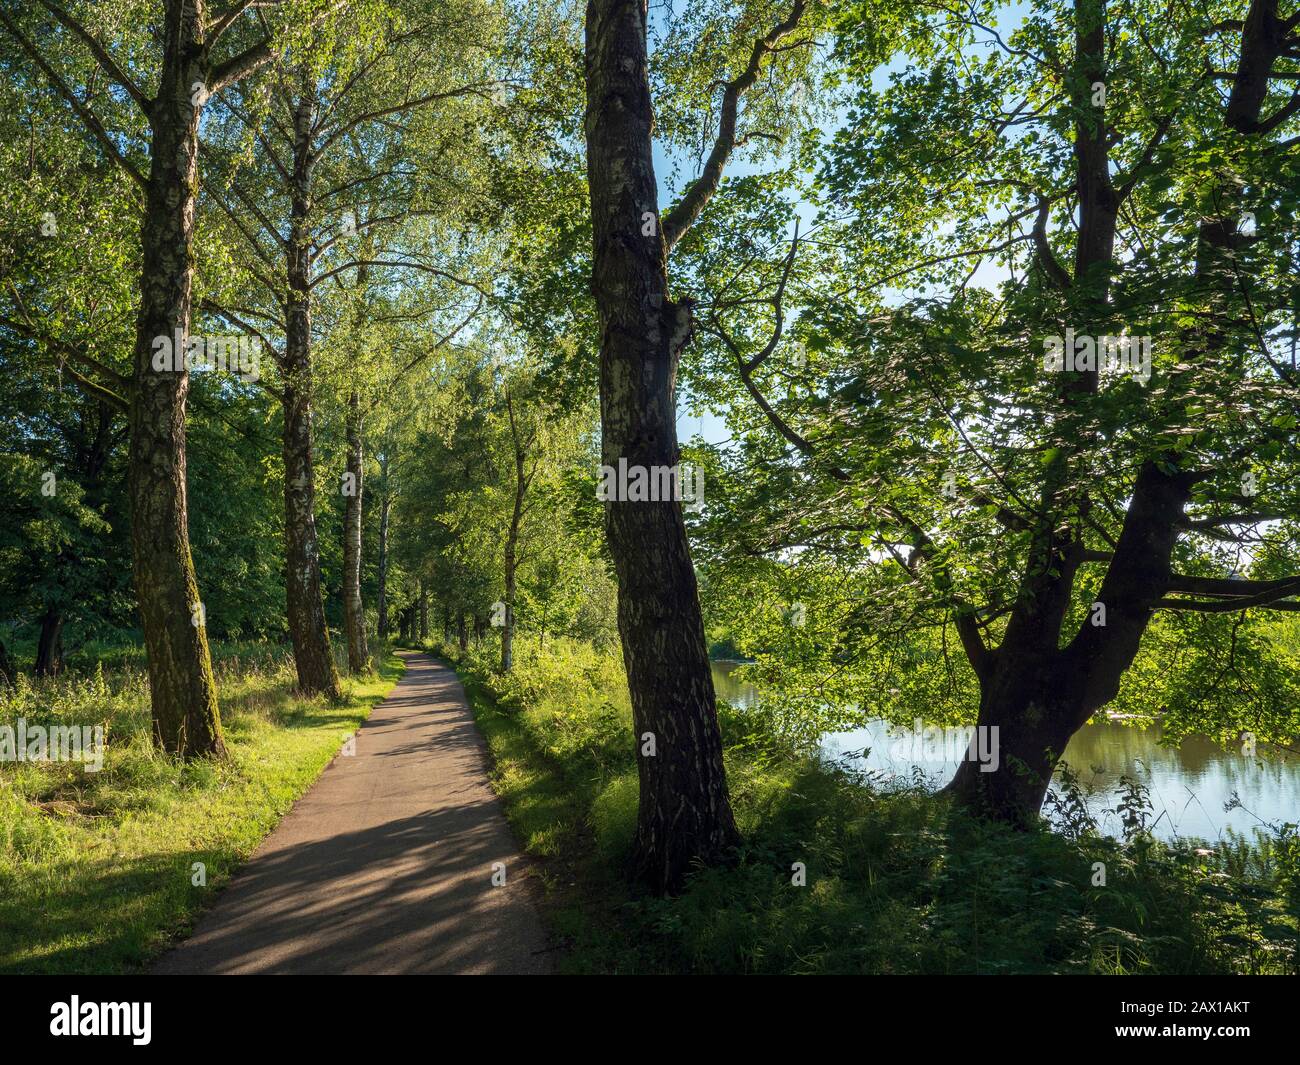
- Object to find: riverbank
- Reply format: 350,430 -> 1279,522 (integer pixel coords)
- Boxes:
712,662 -> 1300,845
0,642 -> 402,974
429,635 -> 1299,974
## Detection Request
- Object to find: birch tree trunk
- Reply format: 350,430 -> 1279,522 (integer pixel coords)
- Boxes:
130,0 -> 223,756
584,0 -> 738,892
343,390 -> 368,672
279,87 -> 340,699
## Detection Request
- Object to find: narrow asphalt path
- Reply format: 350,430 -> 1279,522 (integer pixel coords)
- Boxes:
154,651 -> 552,974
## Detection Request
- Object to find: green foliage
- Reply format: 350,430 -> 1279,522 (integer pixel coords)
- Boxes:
681,0 -> 1300,755
394,356 -> 614,645
443,635 -> 1299,974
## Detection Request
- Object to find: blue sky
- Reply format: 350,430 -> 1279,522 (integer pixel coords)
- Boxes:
657,1 -> 1035,448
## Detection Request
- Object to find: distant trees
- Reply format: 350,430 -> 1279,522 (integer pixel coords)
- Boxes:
391,351 -> 610,664
197,0 -> 500,696
0,0 -> 527,719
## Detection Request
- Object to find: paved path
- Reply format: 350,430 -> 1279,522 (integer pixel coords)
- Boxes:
154,652 -> 551,974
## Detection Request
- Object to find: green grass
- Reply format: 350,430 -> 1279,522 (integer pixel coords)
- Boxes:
0,642 -> 403,974
429,634 -> 1300,975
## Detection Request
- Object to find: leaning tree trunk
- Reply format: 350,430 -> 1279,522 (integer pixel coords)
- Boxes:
343,391 -> 368,672
34,605 -> 63,677
950,0 -> 1122,822
947,463 -> 1195,819
585,0 -> 739,892
130,9 -> 223,756
945,0 -> 1278,826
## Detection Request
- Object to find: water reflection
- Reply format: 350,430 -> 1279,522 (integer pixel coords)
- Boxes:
711,661 -> 1299,843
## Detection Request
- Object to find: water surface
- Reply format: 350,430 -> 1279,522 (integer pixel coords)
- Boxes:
711,661 -> 1299,843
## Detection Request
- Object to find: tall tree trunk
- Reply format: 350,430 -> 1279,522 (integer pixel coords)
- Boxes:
34,606 -> 63,677
278,87 -> 340,699
130,0 -> 223,757
377,472 -> 391,637
944,0 -> 1126,821
418,581 -> 429,639
343,391 -> 368,672
281,354 -> 340,697
457,612 -> 467,652
585,0 -> 739,892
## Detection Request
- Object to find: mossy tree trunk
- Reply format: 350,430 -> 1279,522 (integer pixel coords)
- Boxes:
129,1 -> 224,757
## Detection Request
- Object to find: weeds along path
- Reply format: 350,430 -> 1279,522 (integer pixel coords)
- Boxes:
154,652 -> 551,974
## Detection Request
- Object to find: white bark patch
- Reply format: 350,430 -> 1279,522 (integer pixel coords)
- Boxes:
668,300 -> 693,356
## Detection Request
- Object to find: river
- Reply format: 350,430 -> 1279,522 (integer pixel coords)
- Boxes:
711,661 -> 1299,844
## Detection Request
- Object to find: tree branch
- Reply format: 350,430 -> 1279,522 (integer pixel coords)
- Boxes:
36,0 -> 151,112
660,0 -> 808,252
312,83 -> 494,163
1031,194 -> 1072,288
208,38 -> 276,93
741,219 -> 799,375
1165,573 -> 1300,599
0,309 -> 131,410
0,7 -> 148,193
309,258 -> 492,298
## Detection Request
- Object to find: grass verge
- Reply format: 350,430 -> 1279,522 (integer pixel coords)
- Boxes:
0,643 -> 402,974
